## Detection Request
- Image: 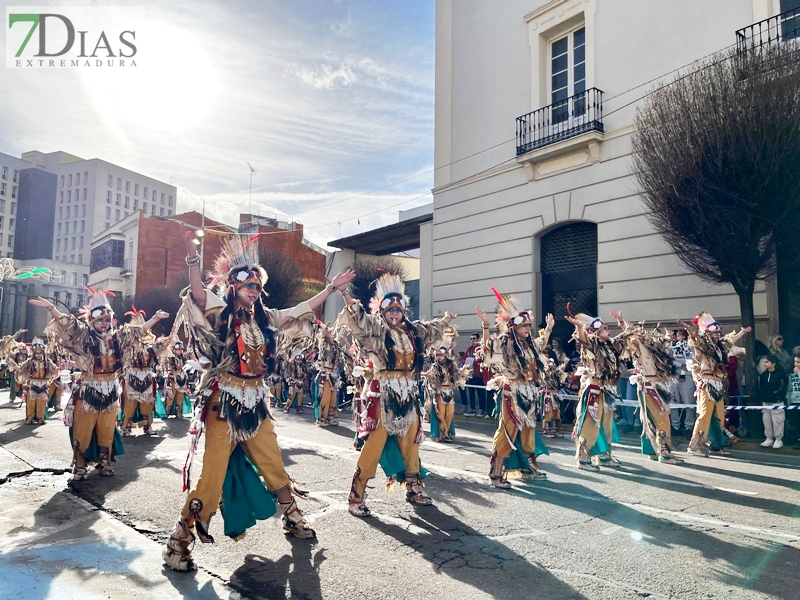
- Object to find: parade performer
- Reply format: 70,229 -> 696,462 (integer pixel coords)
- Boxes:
29,289 -> 164,480
162,231 -> 354,573
337,272 -> 453,516
0,329 -> 26,399
615,314 -> 683,464
476,290 -> 553,488
10,338 -> 58,425
566,307 -> 627,471
681,312 -> 749,457
313,324 -> 344,426
284,351 -> 307,413
120,307 -> 168,435
10,342 -> 30,401
268,352 -> 286,408
424,343 -> 467,443
163,340 -> 190,417
540,357 -> 567,438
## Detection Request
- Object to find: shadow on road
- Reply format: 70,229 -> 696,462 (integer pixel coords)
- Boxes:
229,540 -> 325,600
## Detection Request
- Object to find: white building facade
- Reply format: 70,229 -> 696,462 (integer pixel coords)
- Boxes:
429,0 -> 791,343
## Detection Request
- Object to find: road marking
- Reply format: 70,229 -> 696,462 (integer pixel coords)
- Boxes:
490,530 -> 546,541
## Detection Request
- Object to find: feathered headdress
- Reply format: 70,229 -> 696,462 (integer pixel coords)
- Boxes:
208,234 -> 268,293
31,337 -> 45,348
566,302 -> 604,332
79,287 -> 115,323
369,272 -> 409,315
692,311 -> 720,334
124,305 -> 147,326
491,287 -> 532,333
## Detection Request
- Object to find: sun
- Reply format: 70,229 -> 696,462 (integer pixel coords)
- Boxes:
81,22 -> 219,132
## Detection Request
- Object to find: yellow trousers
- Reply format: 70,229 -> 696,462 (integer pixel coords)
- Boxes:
285,385 -> 303,410
164,389 -> 185,415
121,392 -> 153,428
318,380 -> 339,421
574,388 -> 614,459
434,396 -> 455,439
182,395 -> 291,525
640,388 -> 673,454
353,401 -> 421,498
25,382 -> 56,422
270,381 -> 283,405
491,393 -> 534,474
692,386 -> 725,448
72,399 -> 117,452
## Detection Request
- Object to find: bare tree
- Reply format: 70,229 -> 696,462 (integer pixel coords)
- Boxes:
346,256 -> 409,309
126,272 -> 189,336
632,43 -> 800,380
259,247 -> 304,310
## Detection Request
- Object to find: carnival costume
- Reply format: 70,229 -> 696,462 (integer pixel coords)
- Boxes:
163,341 -> 190,417
337,273 -> 451,516
619,320 -> 683,464
569,310 -> 626,471
163,234 -> 317,574
9,344 -> 29,401
685,312 -> 746,457
12,338 -> 58,425
120,307 -> 162,435
540,358 -> 567,438
481,290 -> 551,488
313,325 -> 345,426
424,344 -> 467,442
284,353 -> 307,413
42,289 -> 154,481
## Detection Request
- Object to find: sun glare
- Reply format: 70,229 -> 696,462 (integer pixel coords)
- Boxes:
82,22 -> 219,132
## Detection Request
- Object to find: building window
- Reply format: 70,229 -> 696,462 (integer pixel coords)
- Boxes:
151,204 -> 156,215
550,27 -> 586,124
143,186 -> 148,198
159,192 -> 164,204
0,199 -> 5,211
90,239 -> 125,271
83,188 -> 87,201
56,239 -> 61,251
134,183 -> 139,196
0,234 -> 4,246
1,183 -> 6,196
152,189 -> 157,200
68,174 -> 72,187
78,255 -> 83,266
82,205 -> 86,217
168,209 -> 173,216
125,196 -> 130,208
168,194 -> 173,207
107,174 -> 113,187
57,223 -> 62,234
125,181 -> 130,193
83,171 -> 88,185
59,191 -> 63,203
10,186 -> 16,199
71,272 -> 77,286
12,170 -> 18,183
160,207 -> 164,216
133,198 -> 139,210
2,167 -> 7,180
105,207 -> 111,219
116,193 -> 121,206
73,220 -> 77,233
64,292 -> 72,307
106,190 -> 112,203
143,202 -> 147,213
7,234 -> 13,248
9,218 -> 14,231
53,291 -> 60,305
10,202 -> 15,214
67,190 -> 71,202
69,255 -> 74,263
117,177 -> 121,190
79,236 -> 84,249
105,222 -> 110,230
115,209 -> 120,221
72,238 -> 76,250
0,217 -> 4,228
81,220 -> 85,233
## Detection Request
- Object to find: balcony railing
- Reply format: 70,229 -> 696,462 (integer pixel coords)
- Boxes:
736,7 -> 800,51
516,88 -> 604,156
120,258 -> 133,275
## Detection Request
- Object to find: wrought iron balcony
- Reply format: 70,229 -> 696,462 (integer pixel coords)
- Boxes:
736,6 -> 800,51
516,87 -> 604,156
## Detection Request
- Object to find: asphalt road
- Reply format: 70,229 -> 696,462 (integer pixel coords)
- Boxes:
0,392 -> 798,600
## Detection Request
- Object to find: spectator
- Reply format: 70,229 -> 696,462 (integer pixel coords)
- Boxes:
768,334 -> 793,373
759,354 -> 788,449
755,338 -> 770,374
670,328 -> 696,437
793,346 -> 800,359
787,356 -> 800,449
726,354 -> 742,435
550,338 -> 568,365
463,334 -> 487,417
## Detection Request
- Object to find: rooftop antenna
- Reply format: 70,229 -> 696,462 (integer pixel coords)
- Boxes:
247,162 -> 256,227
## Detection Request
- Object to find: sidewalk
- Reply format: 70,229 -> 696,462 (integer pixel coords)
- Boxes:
0,446 -> 237,600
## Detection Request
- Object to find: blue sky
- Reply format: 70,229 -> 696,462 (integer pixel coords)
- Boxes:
0,0 -> 435,247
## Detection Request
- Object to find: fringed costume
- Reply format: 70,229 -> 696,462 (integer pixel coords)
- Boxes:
163,234 -> 316,574
12,338 -> 58,425
685,312 -> 745,456
482,290 -> 551,488
337,273 -> 450,516
570,311 -> 627,471
313,325 -> 345,426
120,308 -> 162,435
424,342 -> 467,443
621,321 -> 683,464
163,341 -> 189,417
541,358 -> 567,438
284,353 -> 307,413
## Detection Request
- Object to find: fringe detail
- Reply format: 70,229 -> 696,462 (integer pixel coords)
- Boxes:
219,383 -> 270,442
381,376 -> 419,437
79,378 -> 121,412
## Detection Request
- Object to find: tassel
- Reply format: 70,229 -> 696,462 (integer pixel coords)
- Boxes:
385,476 -> 396,494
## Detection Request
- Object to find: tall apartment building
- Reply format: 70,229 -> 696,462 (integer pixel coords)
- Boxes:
0,153 -> 29,259
430,0 -> 797,345
20,150 -> 178,269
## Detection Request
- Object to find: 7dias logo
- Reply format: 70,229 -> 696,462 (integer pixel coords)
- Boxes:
6,6 -> 146,68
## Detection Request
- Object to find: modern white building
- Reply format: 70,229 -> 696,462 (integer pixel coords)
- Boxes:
430,0 -> 796,345
0,153 -> 30,259
20,150 -> 177,268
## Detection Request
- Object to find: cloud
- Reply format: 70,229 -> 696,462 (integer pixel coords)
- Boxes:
287,62 -> 358,89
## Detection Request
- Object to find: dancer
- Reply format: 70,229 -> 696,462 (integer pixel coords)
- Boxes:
120,307 -> 168,435
314,324 -> 344,426
681,312 -> 749,457
284,351 -> 307,413
10,342 -> 30,401
337,272 -> 453,516
566,308 -> 627,471
424,343 -> 467,442
162,231 -> 354,572
10,338 -> 58,425
477,291 -> 554,488
163,340 -> 189,417
29,290 -> 164,480
540,357 -> 567,438
268,351 -> 286,408
614,314 -> 683,464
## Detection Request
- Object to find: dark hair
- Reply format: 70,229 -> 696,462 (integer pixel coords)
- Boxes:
764,353 -> 778,365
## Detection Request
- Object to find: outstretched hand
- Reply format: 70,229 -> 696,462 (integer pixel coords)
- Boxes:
565,315 -> 582,326
183,229 -> 198,256
610,310 -> 623,322
545,313 -> 555,330
443,311 -> 457,323
330,269 -> 356,291
28,297 -> 54,309
155,310 -> 170,320
475,306 -> 489,324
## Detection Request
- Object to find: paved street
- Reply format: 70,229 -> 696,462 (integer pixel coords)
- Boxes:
0,393 -> 798,600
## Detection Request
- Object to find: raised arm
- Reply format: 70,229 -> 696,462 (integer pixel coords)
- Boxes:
29,297 -> 66,321
142,310 -> 170,332
566,315 -> 589,346
730,326 -> 752,344
307,270 -> 356,313
183,230 -> 207,310
475,306 -> 491,344
539,313 -> 555,347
